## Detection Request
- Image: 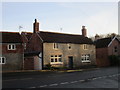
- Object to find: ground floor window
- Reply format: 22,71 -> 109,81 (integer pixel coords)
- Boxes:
81,54 -> 90,62
0,57 -> 6,64
50,55 -> 62,63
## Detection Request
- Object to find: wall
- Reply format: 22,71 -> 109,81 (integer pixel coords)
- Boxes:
27,33 -> 43,52
96,48 -> 110,67
43,43 -> 96,68
108,39 -> 120,56
1,43 -> 24,71
24,57 -> 34,70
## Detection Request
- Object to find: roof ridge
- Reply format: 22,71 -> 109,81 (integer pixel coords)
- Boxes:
39,31 -> 82,36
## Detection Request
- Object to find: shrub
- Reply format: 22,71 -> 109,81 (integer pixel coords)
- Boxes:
108,55 -> 119,66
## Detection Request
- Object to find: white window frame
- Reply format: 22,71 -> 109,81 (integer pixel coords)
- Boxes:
67,44 -> 72,50
0,57 -> 6,64
83,44 -> 88,50
81,54 -> 90,63
8,44 -> 16,50
53,43 -> 58,50
50,55 -> 63,64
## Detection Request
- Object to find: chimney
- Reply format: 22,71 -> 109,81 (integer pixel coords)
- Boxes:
82,26 -> 87,37
33,19 -> 39,33
95,34 -> 100,41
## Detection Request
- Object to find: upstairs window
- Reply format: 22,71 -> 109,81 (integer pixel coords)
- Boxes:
0,57 -> 6,64
83,44 -> 88,50
53,43 -> 58,49
114,46 -> 117,52
8,44 -> 16,50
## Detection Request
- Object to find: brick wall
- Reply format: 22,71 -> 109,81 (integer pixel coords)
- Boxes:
24,57 -> 34,70
108,39 -> 120,56
96,48 -> 110,67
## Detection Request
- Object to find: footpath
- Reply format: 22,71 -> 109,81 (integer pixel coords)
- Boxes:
2,67 -> 100,77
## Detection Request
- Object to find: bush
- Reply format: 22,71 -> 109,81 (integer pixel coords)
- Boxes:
108,55 -> 119,66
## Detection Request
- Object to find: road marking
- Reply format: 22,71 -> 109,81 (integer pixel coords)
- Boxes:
97,77 -> 102,79
79,80 -> 85,82
92,78 -> 97,80
87,78 -> 92,80
60,82 -> 69,85
29,87 -> 36,88
39,85 -> 48,87
49,83 -> 58,86
70,81 -> 78,83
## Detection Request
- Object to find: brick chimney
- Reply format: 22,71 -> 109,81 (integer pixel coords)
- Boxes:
82,26 -> 87,37
33,19 -> 39,33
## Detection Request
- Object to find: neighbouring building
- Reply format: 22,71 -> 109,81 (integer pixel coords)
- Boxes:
0,32 -> 24,71
25,19 -> 96,69
94,35 -> 120,67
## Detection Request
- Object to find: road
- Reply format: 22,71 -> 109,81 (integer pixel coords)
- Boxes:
2,67 -> 120,89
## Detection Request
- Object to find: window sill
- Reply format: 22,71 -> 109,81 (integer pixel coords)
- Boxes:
50,62 -> 63,65
82,61 -> 91,63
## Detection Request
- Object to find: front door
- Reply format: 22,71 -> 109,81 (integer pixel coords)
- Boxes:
68,56 -> 73,69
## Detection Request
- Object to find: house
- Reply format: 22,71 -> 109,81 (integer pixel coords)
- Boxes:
0,32 -> 24,71
24,19 -> 96,69
94,35 -> 120,67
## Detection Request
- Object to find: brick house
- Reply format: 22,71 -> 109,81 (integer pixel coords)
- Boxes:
94,36 -> 120,67
0,32 -> 24,71
25,19 -> 96,69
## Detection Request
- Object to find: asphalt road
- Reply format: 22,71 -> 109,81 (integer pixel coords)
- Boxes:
2,67 -> 120,89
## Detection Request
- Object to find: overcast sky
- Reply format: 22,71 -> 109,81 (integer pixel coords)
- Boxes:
1,1 -> 118,37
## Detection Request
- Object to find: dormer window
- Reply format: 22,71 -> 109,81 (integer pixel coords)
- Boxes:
53,43 -> 58,49
8,44 -> 16,50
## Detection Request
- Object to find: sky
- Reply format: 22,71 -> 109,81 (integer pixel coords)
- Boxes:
1,1 -> 118,37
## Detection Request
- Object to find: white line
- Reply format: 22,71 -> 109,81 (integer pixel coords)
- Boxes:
29,87 -> 36,88
49,83 -> 58,86
92,78 -> 97,80
70,81 -> 78,83
60,82 -> 69,84
79,80 -> 85,82
87,78 -> 92,80
97,77 -> 102,79
39,85 -> 48,87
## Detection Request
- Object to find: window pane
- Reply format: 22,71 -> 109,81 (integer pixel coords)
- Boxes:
51,55 -> 54,57
12,45 -> 15,49
55,58 -> 57,62
59,55 -> 62,57
59,58 -> 62,62
9,45 -> 11,49
51,58 -> 54,62
2,58 -> 5,63
55,55 -> 57,57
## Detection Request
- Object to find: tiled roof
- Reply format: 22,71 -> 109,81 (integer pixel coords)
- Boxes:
21,32 -> 32,40
38,31 -> 93,44
1,32 -> 22,43
94,37 -> 113,48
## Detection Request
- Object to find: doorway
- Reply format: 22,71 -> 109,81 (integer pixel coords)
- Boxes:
68,56 -> 73,69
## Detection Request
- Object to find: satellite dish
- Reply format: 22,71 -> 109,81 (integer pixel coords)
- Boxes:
39,53 -> 42,58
